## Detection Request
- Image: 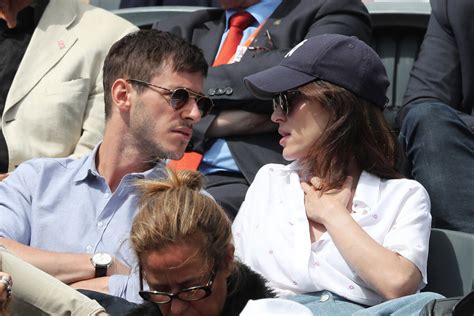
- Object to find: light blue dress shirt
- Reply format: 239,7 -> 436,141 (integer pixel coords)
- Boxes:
0,143 -> 166,302
199,0 -> 282,175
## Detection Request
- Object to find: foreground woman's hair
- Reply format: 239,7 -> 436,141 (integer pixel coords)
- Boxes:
131,169 -> 233,269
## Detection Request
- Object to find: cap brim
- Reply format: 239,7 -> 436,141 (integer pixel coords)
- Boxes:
244,65 -> 317,100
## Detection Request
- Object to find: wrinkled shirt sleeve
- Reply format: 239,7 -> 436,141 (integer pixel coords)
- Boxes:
109,264 -> 144,303
0,161 -> 37,243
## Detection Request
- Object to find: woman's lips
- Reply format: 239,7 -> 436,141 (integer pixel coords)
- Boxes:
278,128 -> 290,146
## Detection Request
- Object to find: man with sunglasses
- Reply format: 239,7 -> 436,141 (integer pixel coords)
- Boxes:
0,29 -> 209,304
154,0 -> 372,219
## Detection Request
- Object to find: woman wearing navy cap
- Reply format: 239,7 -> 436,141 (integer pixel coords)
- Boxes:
232,34 -> 443,314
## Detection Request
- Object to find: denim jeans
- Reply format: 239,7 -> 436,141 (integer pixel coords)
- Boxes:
289,290 -> 444,315
399,101 -> 474,233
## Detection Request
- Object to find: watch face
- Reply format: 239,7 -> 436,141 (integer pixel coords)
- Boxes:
93,253 -> 112,266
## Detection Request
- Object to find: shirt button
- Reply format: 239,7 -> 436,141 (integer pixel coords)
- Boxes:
104,192 -> 110,198
86,245 -> 93,252
97,221 -> 103,228
224,87 -> 233,95
320,293 -> 330,302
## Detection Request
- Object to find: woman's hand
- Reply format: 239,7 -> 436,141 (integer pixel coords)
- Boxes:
301,176 -> 353,224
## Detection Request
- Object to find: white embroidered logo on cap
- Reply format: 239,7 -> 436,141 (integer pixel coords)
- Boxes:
285,39 -> 308,58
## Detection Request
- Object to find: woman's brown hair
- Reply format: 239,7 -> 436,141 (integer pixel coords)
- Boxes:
130,169 -> 233,269
298,81 -> 401,191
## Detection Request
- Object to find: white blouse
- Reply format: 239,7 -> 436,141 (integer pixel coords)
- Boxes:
232,162 -> 432,306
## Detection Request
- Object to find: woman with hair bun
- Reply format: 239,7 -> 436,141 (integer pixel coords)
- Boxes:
127,169 -> 274,316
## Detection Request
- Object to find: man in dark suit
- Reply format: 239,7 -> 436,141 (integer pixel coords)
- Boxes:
155,0 -> 371,218
397,0 -> 474,233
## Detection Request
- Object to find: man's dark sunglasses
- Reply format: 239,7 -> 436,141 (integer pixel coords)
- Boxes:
139,269 -> 215,304
126,78 -> 214,117
272,90 -> 301,116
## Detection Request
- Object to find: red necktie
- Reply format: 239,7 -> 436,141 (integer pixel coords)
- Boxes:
168,11 -> 255,171
213,11 -> 255,66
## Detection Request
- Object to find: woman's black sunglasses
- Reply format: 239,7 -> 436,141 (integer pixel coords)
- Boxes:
272,90 -> 301,116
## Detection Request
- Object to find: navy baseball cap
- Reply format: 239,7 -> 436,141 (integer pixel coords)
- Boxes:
244,34 -> 389,108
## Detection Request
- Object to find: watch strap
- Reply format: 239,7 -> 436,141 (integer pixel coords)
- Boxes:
94,265 -> 107,278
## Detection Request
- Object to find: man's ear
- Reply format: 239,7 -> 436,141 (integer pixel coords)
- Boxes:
111,78 -> 132,113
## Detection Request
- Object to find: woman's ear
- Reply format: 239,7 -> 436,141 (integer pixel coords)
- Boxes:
111,78 -> 132,113
222,244 -> 235,278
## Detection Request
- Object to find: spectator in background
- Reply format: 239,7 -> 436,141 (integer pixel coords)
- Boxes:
155,0 -> 371,219
0,0 -> 137,178
234,34 -> 443,315
120,0 -> 219,8
0,29 -> 210,303
397,0 -> 474,233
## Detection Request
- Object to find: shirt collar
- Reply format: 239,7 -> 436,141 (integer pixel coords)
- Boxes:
282,163 -> 381,210
225,0 -> 282,30
352,171 -> 381,211
74,142 -> 102,182
282,160 -> 299,172
73,142 -> 166,183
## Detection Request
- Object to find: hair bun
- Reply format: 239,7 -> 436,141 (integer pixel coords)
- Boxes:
135,168 -> 204,197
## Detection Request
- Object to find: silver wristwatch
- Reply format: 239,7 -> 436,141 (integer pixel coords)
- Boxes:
91,252 -> 112,278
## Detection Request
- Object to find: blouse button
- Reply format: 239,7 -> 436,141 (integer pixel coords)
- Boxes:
320,293 -> 330,302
